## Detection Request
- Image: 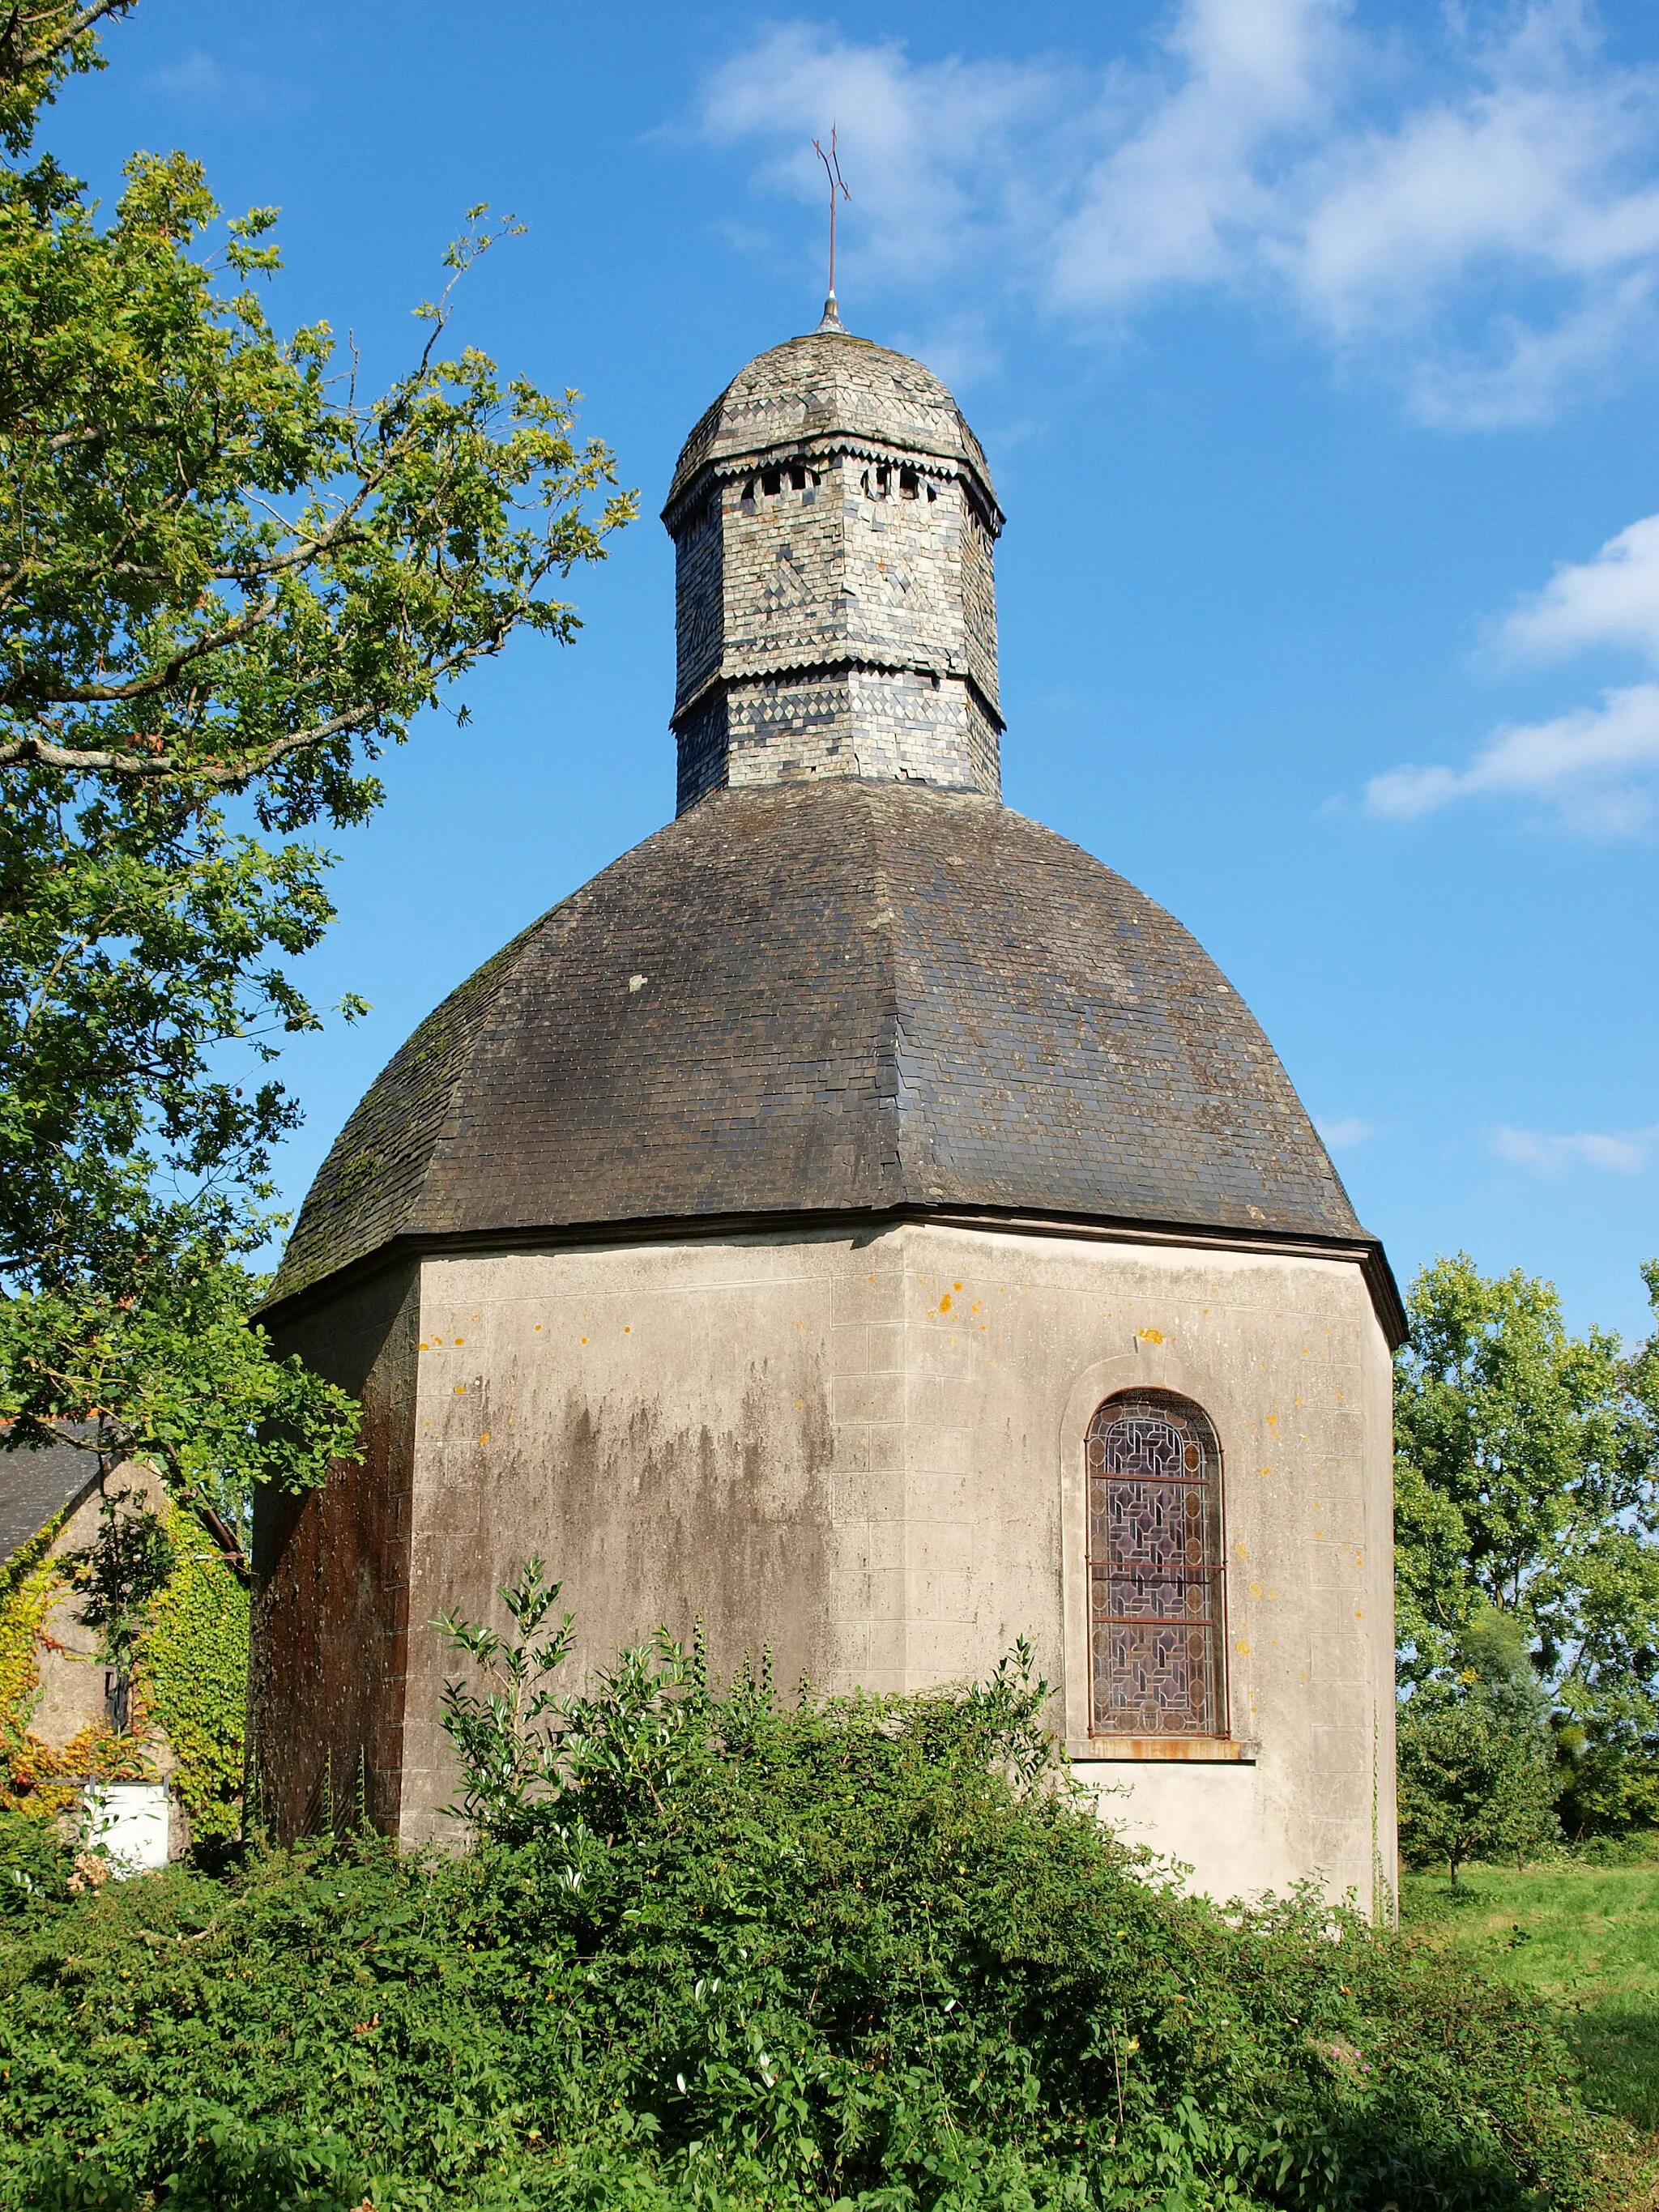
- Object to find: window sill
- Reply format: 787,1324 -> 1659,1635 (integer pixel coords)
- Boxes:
1070,1737 -> 1258,1764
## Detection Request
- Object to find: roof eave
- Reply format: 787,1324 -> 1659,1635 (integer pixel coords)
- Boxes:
255,1199 -> 1405,1350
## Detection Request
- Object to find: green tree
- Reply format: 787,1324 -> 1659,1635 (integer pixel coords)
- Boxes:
0,5 -> 633,1511
1396,1684 -> 1559,1885
1396,1603 -> 1559,1882
1395,1254 -> 1659,1838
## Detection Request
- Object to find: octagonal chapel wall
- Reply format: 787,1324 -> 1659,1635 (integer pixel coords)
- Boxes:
258,1221 -> 1394,1912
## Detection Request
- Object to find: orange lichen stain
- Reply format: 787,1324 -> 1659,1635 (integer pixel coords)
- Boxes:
953,1281 -> 962,1292
1250,1583 -> 1263,1598
579,1337 -> 587,1345
453,1338 -> 465,1347
454,1384 -> 466,1396
1137,1327 -> 1165,1345
1259,1465 -> 1273,1477
479,1432 -> 491,1447
418,1341 -> 429,1352
432,1336 -> 444,1345
1235,1640 -> 1251,1656
1264,1412 -> 1279,1430
534,1323 -> 542,1332
938,1295 -> 952,1313
970,1301 -> 982,1315
1354,1609 -> 1364,1619
624,1326 -> 631,1334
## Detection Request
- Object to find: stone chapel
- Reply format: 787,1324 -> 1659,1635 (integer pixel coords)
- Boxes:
251,304 -> 1403,1911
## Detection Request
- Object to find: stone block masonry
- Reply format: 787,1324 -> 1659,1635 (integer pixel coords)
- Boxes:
664,330 -> 1005,812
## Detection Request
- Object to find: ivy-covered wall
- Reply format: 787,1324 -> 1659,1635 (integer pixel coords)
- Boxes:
0,1493 -> 249,1844
0,1518 -> 70,1816
141,1518 -> 249,1846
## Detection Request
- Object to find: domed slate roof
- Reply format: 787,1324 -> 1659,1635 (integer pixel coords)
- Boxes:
664,327 -> 1000,526
267,781 -> 1378,1315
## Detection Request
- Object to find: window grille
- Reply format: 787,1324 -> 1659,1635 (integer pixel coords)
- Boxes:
1086,1390 -> 1226,1737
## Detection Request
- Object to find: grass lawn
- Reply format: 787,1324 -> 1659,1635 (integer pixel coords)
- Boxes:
1402,1856 -> 1659,2134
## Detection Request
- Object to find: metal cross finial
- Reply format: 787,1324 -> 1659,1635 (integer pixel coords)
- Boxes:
812,127 -> 850,330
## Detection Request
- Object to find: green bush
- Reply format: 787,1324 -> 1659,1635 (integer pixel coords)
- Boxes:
0,1618 -> 1641,2212
0,1803 -> 70,1912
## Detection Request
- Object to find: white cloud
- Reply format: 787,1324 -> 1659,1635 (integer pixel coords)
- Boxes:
698,25 -> 1064,292
147,49 -> 228,100
1363,680 -> 1659,833
1316,1115 -> 1375,1149
1050,0 -> 1341,309
697,2 -> 1659,423
143,48 -> 281,113
1367,497 -> 1659,833
1502,510 -> 1659,662
1491,1123 -> 1659,1172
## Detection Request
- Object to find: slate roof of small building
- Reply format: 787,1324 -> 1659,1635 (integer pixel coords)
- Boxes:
665,328 -> 1000,526
268,781 -> 1376,1315
0,1430 -> 98,1566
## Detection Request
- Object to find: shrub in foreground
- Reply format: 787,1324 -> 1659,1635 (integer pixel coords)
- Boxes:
0,1600 -> 1645,2210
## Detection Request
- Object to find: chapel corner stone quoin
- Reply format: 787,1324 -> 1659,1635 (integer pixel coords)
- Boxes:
249,306 -> 1404,1918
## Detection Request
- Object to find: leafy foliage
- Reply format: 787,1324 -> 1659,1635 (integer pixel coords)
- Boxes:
139,1512 -> 249,1846
0,1509 -> 67,1801
434,1556 -> 575,1831
0,5 -> 134,158
0,1249 -> 363,1528
0,3 -> 632,1504
0,1803 -> 72,1914
0,1615 -> 1641,2210
60,1485 -> 173,1715
1397,1690 -> 1558,1884
1394,1255 -> 1659,1839
0,1477 -> 247,1835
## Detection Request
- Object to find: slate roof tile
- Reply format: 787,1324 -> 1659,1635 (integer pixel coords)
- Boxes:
269,781 -> 1367,1309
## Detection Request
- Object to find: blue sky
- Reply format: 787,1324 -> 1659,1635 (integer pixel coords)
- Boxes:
45,0 -> 1659,1339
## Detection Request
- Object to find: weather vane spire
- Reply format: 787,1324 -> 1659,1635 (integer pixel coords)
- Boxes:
812,127 -> 850,331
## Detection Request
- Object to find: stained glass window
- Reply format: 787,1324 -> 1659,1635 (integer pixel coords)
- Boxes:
1086,1390 -> 1226,1738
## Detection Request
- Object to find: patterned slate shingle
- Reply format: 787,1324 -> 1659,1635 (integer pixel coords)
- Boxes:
269,781 -> 1368,1309
664,330 -> 1000,526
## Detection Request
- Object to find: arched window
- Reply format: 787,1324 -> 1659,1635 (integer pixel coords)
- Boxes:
1085,1390 -> 1226,1737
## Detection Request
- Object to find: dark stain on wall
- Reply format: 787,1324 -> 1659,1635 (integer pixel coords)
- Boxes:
249,1261 -> 420,1841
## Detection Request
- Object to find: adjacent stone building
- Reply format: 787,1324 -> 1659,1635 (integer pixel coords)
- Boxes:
252,308 -> 1402,1911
